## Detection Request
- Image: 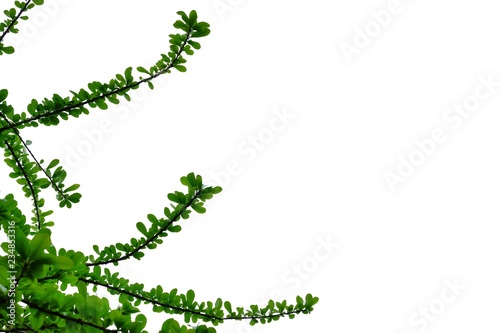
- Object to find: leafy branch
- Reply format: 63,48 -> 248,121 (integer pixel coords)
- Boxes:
0,6 -> 320,332
79,273 -> 319,327
21,300 -> 119,333
0,0 -> 44,55
88,173 -> 221,266
0,11 -> 210,135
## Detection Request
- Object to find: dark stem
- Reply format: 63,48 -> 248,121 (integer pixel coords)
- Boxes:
80,277 -> 223,322
0,0 -> 32,44
3,139 -> 41,229
80,277 -> 307,323
88,188 -> 201,266
0,27 -> 193,134
0,113 -> 70,204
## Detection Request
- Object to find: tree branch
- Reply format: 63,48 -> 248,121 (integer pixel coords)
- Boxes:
80,277 -> 222,323
0,113 -> 70,204
0,0 -> 32,44
0,26 -> 193,134
22,300 -> 119,332
2,138 -> 41,229
88,188 -> 202,267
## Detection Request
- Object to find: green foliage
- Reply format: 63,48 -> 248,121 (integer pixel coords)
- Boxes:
0,3 -> 319,332
0,0 -> 45,56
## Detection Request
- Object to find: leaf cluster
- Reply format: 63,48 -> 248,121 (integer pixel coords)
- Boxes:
0,4 -> 319,332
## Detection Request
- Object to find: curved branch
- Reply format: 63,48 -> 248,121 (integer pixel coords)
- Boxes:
88,188 -> 202,267
80,277 -> 308,324
0,26 -> 193,134
80,277 -> 222,323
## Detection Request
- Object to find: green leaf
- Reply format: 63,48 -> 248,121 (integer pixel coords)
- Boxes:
176,11 -> 189,24
77,280 -> 87,297
224,301 -> 232,314
61,275 -> 79,285
131,314 -> 147,333
137,66 -> 150,75
68,193 -> 82,203
0,89 -> 8,102
78,88 -> 90,100
174,64 -> 187,72
173,20 -> 190,32
187,10 -> 198,26
188,40 -> 201,50
132,251 -> 145,260
167,193 -> 183,204
184,45 -> 194,56
63,184 -> 80,193
215,298 -> 222,310
96,98 -> 108,110
186,289 -> 195,304
30,311 -> 45,330
192,204 -> 206,214
2,46 -> 15,54
305,293 -> 319,307
35,254 -> 74,270
136,222 -> 148,236
147,214 -> 159,224
28,231 -> 51,259
211,186 -> 222,194
124,67 -> 134,83
191,29 -> 210,38
15,228 -> 30,260
47,159 -> 60,169
167,225 -> 181,233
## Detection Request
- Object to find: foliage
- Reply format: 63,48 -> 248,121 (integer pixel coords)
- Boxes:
0,2 -> 319,332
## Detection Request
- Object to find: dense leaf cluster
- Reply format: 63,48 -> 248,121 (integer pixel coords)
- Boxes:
0,3 -> 319,332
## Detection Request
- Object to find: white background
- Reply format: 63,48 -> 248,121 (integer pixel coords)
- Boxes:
1,0 -> 500,332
